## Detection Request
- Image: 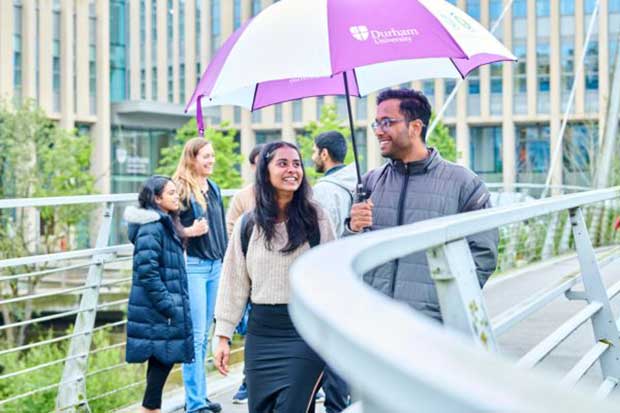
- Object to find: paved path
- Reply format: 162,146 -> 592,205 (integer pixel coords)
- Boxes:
156,247 -> 620,412
483,247 -> 620,388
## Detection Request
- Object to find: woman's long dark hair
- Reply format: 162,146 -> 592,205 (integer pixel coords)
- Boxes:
138,175 -> 185,240
254,141 -> 320,254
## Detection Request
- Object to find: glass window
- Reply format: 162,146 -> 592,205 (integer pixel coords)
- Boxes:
140,0 -> 146,99
611,0 -> 620,13
536,0 -> 550,16
316,97 -> 324,120
168,66 -> 173,102
489,0 -> 503,22
422,80 -> 435,99
293,100 -> 302,122
13,3 -> 22,101
252,0 -> 261,16
466,0 -> 480,20
537,43 -> 550,92
211,0 -> 221,54
274,104 -> 282,123
560,0 -> 574,15
255,130 -> 281,144
563,122 -> 598,186
470,126 -> 502,180
234,0 -> 242,29
234,106 -> 241,124
490,63 -> 502,94
110,0 -> 128,102
561,37 -> 574,94
179,1 -> 185,103
468,70 -> 480,95
89,8 -> 97,114
52,3 -> 61,111
195,0 -> 201,62
516,124 -> 550,183
513,0 -> 526,18
151,1 -> 157,100
513,43 -> 527,93
585,42 -> 599,90
252,108 -> 261,123
112,129 -> 175,197
584,0 -> 596,14
180,64 -> 185,103
167,0 -> 173,101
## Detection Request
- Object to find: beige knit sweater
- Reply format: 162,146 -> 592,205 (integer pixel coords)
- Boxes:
214,209 -> 335,339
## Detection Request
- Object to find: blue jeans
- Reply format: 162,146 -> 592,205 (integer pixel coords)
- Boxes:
182,256 -> 222,412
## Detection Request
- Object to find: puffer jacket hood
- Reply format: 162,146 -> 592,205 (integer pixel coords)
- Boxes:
124,206 -> 163,244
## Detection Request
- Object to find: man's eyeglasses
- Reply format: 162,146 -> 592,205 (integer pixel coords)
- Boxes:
370,118 -> 405,132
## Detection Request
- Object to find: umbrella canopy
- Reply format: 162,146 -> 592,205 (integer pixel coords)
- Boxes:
185,0 -> 516,197
185,0 -> 515,113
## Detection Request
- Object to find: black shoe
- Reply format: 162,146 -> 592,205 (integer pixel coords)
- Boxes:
204,398 -> 222,413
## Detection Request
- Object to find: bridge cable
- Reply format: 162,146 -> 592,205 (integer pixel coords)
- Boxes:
540,0 -> 601,199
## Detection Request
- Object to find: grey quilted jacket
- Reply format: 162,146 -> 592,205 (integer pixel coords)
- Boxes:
346,148 -> 498,321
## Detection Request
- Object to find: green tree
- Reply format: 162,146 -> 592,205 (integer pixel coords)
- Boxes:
297,104 -> 357,184
427,114 -> 458,162
0,99 -> 95,346
156,118 -> 242,189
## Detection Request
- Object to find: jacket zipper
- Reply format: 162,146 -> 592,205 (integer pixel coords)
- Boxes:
391,166 -> 410,297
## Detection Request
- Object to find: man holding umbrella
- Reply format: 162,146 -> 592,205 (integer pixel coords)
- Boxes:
346,88 -> 499,321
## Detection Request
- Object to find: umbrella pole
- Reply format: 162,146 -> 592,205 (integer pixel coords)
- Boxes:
342,72 -> 366,202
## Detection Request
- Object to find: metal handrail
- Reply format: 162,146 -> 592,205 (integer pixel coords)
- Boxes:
0,189 -> 239,209
290,187 -> 620,411
0,244 -> 132,269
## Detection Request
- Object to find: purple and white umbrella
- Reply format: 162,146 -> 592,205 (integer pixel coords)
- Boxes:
185,0 -> 516,194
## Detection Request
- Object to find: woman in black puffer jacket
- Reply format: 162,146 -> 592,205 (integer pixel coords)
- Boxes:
124,175 -> 194,413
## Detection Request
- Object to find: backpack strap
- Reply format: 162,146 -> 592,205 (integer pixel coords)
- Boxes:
240,212 -> 255,258
308,228 -> 320,249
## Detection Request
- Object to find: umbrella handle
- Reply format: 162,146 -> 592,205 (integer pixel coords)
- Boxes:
354,183 -> 368,203
354,183 -> 371,233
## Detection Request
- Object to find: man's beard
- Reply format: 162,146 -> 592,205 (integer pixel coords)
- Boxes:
314,161 -> 325,173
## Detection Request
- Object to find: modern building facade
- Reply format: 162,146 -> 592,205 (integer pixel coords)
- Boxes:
0,0 -> 619,193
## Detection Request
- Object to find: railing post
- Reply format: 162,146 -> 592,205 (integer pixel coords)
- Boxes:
55,204 -> 114,412
570,207 -> 620,379
427,239 -> 497,351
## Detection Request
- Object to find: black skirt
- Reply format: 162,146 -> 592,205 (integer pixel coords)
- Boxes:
245,304 -> 325,413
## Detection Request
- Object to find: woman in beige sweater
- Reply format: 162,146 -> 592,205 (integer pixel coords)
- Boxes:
214,141 -> 335,413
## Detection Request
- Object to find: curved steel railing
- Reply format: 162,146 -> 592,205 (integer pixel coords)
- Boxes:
289,187 -> 620,412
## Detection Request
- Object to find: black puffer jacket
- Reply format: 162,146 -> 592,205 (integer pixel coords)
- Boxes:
124,206 -> 194,365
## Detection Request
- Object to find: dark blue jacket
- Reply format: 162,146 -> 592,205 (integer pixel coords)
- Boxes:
124,206 -> 194,365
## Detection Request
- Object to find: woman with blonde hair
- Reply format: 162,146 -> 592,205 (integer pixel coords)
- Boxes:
173,137 -> 226,413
